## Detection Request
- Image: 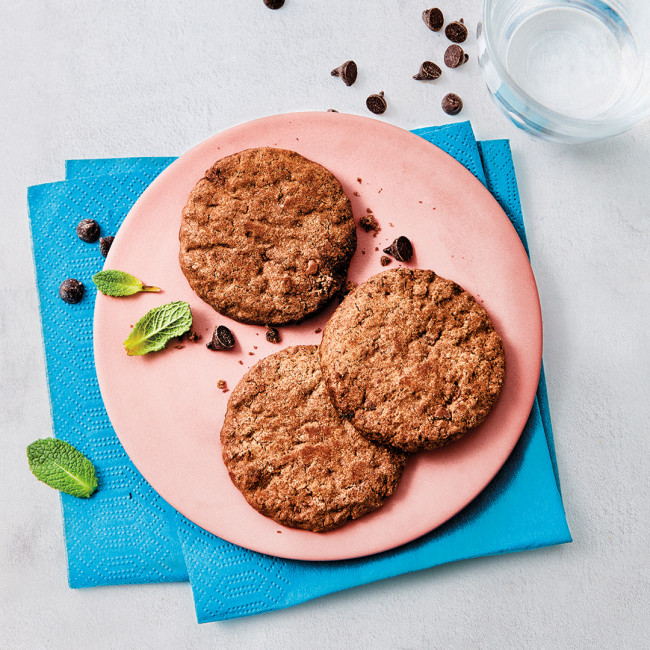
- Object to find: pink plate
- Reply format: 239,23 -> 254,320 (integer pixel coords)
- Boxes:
94,112 -> 542,561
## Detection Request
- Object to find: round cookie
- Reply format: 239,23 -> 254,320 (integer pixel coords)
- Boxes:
179,147 -> 356,325
221,345 -> 406,532
319,268 -> 506,453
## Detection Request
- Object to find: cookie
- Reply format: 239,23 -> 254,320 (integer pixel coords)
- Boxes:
179,147 -> 356,325
221,345 -> 406,532
319,268 -> 506,452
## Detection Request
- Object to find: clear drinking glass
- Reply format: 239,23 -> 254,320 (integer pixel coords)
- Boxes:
477,0 -> 650,142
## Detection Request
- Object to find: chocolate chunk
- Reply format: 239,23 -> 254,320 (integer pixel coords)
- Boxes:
422,8 -> 444,31
366,92 -> 387,115
265,326 -> 280,344
441,93 -> 463,115
59,278 -> 84,304
99,236 -> 114,258
380,255 -> 391,266
76,219 -> 100,243
445,21 -> 468,43
207,325 -> 236,350
331,60 -> 357,86
263,0 -> 284,9
413,61 -> 442,81
444,44 -> 469,68
383,236 -> 413,262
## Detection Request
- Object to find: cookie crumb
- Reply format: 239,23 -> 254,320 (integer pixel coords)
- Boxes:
187,330 -> 202,342
175,344 -> 185,350
217,379 -> 227,391
380,255 -> 391,266
238,360 -> 244,365
266,326 -> 281,344
315,328 -> 322,334
359,213 -> 381,235
353,191 -> 360,196
357,177 -> 362,183
248,352 -> 255,356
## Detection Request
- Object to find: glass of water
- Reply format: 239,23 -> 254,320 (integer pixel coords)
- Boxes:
477,0 -> 650,142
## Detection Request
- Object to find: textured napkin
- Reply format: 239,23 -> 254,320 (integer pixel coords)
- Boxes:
29,121 -> 570,622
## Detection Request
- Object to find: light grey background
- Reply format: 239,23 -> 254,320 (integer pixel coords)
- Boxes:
2,1 -> 649,648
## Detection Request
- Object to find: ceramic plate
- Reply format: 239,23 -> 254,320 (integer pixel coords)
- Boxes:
94,112 -> 542,561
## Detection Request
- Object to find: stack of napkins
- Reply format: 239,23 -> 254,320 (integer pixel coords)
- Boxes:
28,121 -> 571,623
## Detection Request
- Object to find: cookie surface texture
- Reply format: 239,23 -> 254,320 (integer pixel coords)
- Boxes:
319,268 -> 506,452
179,147 -> 356,325
221,345 -> 406,532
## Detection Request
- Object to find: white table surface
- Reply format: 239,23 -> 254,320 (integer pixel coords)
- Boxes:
2,1 -> 649,648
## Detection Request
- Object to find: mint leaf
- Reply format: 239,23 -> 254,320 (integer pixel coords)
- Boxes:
124,300 -> 192,356
27,438 -> 97,498
93,269 -> 160,297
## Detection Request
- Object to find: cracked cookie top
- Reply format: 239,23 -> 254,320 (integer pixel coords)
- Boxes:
221,345 -> 406,532
179,147 -> 356,325
319,268 -> 506,452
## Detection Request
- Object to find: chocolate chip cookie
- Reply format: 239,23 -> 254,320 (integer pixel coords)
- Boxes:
179,147 -> 356,325
319,268 -> 506,452
221,345 -> 406,532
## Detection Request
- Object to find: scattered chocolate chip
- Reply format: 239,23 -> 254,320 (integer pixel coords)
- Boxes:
99,236 -> 114,258
263,0 -> 284,9
59,278 -> 84,304
383,236 -> 414,262
76,219 -> 100,243
366,92 -> 387,115
445,20 -> 468,43
187,330 -> 202,342
444,44 -> 469,68
265,326 -> 280,344
359,213 -> 381,235
217,379 -> 227,390
441,92 -> 463,115
330,60 -> 357,86
207,325 -> 235,351
327,109 -> 339,112
422,7 -> 444,31
380,255 -> 391,266
413,61 -> 442,81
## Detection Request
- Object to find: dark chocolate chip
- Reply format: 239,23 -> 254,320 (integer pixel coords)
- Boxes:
441,92 -> 463,115
383,236 -> 413,262
59,278 -> 84,304
413,61 -> 442,80
76,219 -> 100,243
207,325 -> 236,351
444,44 -> 468,68
263,0 -> 284,9
331,60 -> 357,86
422,7 -> 444,31
265,326 -> 280,344
99,236 -> 114,257
366,92 -> 387,115
445,21 -> 468,43
380,255 -> 391,266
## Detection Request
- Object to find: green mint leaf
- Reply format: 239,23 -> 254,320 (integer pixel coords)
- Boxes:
124,300 -> 193,356
26,438 -> 98,498
92,270 -> 160,297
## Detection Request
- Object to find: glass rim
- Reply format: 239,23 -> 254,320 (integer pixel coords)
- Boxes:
481,0 -> 650,136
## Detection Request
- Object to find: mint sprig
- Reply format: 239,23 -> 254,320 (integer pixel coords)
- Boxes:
27,438 -> 98,498
93,269 -> 160,297
124,300 -> 192,356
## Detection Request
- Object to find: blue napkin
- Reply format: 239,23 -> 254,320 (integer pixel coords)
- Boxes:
29,121 -> 571,622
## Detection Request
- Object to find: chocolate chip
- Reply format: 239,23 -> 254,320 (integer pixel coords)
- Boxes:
445,21 -> 468,43
413,61 -> 442,80
383,236 -> 413,262
207,325 -> 236,350
263,0 -> 284,9
99,236 -> 114,257
422,7 -> 444,31
76,219 -> 100,243
366,92 -> 387,115
444,44 -> 468,68
441,92 -> 463,115
380,255 -> 391,266
330,60 -> 357,86
265,326 -> 280,344
59,278 -> 84,304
